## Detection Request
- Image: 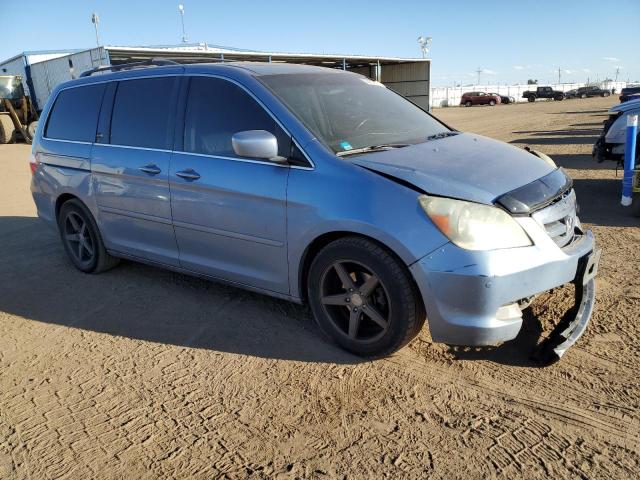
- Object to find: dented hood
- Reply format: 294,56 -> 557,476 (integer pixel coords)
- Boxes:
350,133 -> 554,205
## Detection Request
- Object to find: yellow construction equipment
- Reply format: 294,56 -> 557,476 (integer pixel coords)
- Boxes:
0,75 -> 39,144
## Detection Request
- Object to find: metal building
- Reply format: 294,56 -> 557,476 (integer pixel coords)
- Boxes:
0,43 -> 430,112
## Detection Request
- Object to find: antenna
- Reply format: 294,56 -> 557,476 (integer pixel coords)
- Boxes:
178,4 -> 187,43
417,36 -> 432,58
91,12 -> 100,47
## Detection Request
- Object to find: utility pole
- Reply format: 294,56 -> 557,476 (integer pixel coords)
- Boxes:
476,67 -> 482,85
178,4 -> 187,43
558,67 -> 561,84
615,67 -> 620,82
91,13 -> 100,47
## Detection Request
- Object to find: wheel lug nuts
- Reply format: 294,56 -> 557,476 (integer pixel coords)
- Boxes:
346,298 -> 350,302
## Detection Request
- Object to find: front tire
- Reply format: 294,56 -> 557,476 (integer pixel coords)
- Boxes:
307,237 -> 425,357
57,199 -> 120,273
527,96 -> 535,102
0,115 -> 15,144
489,100 -> 496,106
464,101 -> 472,107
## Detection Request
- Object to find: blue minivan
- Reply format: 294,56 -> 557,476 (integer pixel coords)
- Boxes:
30,60 -> 599,361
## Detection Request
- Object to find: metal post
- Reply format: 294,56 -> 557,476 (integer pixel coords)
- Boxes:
178,4 -> 187,43
91,13 -> 100,47
342,58 -> 346,71
621,114 -> 638,206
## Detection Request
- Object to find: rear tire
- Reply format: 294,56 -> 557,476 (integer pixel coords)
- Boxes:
464,101 -> 472,107
57,199 -> 120,273
580,93 -> 587,99
307,236 -> 425,357
0,115 -> 15,144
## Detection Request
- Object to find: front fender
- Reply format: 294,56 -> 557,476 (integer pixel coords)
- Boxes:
286,145 -> 449,299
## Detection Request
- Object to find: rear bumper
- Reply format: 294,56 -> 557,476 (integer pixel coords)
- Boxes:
410,227 -> 597,353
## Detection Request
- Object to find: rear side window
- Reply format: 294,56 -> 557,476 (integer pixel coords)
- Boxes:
184,76 -> 289,158
110,77 -> 178,149
45,84 -> 105,142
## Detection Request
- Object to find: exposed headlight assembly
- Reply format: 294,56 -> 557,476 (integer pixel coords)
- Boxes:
419,195 -> 532,251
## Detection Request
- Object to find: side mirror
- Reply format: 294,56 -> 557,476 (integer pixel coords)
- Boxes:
231,130 -> 286,163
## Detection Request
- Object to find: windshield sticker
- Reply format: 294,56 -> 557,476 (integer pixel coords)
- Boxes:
340,141 -> 353,151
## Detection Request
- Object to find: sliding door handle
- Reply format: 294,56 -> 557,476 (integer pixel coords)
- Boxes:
176,169 -> 201,181
139,164 -> 161,175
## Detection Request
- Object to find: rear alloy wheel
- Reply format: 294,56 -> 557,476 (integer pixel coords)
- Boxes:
465,101 -> 472,107
308,237 -> 425,357
57,199 -> 119,273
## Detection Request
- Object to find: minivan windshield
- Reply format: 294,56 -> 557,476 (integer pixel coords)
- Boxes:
260,73 -> 450,155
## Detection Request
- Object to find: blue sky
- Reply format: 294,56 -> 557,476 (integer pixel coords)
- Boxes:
2,0 -> 638,86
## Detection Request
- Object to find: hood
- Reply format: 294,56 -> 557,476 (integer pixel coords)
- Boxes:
350,133 -> 554,205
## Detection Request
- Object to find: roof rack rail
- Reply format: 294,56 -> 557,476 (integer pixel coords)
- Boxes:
79,58 -> 180,78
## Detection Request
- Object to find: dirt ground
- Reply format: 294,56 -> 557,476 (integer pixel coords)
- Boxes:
0,96 -> 638,479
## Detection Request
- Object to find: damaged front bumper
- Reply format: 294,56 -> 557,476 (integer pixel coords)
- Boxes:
409,229 -> 599,363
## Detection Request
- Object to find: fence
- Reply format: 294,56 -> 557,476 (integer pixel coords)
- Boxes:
430,81 -> 628,108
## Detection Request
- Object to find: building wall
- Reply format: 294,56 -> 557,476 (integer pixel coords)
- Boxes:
380,62 -> 430,111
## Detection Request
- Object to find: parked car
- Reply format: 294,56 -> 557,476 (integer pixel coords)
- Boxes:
488,93 -> 516,104
593,98 -> 640,164
564,89 -> 579,99
30,61 -> 599,362
576,86 -> 611,98
619,86 -> 640,103
522,86 -> 565,102
460,92 -> 501,107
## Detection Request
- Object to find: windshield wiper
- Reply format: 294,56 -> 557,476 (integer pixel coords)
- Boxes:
425,131 -> 459,141
337,143 -> 411,157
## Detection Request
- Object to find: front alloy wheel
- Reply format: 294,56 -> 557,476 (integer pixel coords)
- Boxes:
308,237 -> 425,357
320,260 -> 391,343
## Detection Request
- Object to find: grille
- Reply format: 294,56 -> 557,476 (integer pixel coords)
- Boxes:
532,189 -> 579,248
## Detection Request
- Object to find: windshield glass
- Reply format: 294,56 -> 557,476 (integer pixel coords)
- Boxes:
259,72 -> 450,154
0,76 -> 24,100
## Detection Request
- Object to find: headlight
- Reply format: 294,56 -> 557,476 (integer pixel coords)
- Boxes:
418,195 -> 532,250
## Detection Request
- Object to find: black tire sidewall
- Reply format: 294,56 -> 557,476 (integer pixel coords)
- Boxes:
307,238 -> 420,357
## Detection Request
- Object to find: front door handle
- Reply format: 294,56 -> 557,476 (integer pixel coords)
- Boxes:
176,169 -> 201,181
139,164 -> 161,175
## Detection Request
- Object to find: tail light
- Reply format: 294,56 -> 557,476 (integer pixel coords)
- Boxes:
29,152 -> 40,174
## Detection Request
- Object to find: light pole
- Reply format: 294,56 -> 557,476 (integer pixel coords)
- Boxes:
417,36 -> 432,59
476,67 -> 482,85
178,4 -> 187,43
91,13 -> 100,47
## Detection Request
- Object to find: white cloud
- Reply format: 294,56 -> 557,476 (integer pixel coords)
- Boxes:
514,65 -> 524,70
603,57 -> 620,62
582,68 -> 591,73
482,69 -> 497,75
